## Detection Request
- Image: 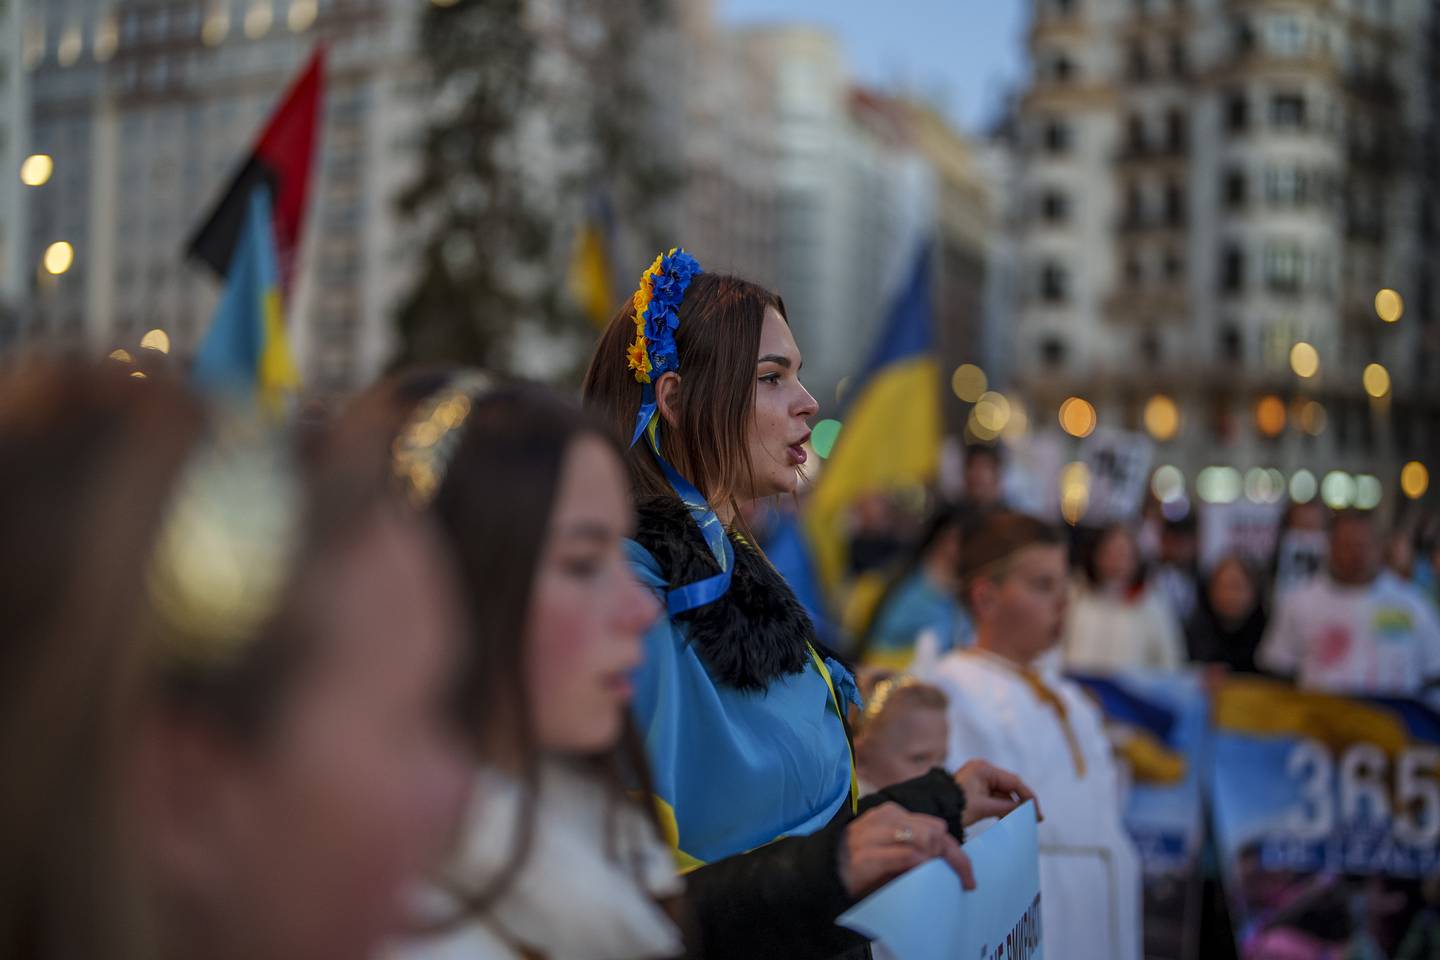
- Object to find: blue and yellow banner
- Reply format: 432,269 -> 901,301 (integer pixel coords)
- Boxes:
1210,677 -> 1440,957
1070,669 -> 1209,876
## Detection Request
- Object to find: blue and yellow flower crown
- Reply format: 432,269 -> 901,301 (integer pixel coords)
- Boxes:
627,248 -> 701,447
622,248 -> 734,613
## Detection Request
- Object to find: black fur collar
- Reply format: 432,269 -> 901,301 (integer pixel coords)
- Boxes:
634,496 -> 815,692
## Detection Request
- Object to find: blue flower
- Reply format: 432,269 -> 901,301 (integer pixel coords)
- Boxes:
645,308 -> 671,342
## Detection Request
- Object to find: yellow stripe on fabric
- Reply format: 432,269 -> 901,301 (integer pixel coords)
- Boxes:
805,356 -> 941,591
569,226 -> 616,328
650,795 -> 707,874
257,287 -> 298,419
808,644 -> 860,813
861,648 -> 916,673
1214,676 -> 1409,757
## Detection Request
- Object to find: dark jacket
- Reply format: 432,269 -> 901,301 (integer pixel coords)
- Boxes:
683,769 -> 966,960
1184,594 -> 1268,674
632,497 -> 969,960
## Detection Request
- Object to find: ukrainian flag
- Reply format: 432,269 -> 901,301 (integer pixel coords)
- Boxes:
192,186 -> 298,416
804,242 -> 942,592
568,194 -> 617,328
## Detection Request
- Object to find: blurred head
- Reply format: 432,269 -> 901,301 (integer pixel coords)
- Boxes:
350,372 -> 660,761
0,364 -> 468,960
962,513 -> 1071,664
1159,514 -> 1198,567
1383,528 -> 1416,579
852,676 -> 949,791
962,444 -> 1002,508
1085,523 -> 1142,592
1282,499 -> 1327,533
1207,556 -> 1260,624
583,272 -> 819,515
338,371 -> 663,913
1329,511 -> 1380,586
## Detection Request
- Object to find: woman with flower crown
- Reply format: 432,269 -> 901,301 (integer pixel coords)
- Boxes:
582,250 -> 1040,960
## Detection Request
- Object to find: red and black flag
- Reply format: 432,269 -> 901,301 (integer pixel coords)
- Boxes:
186,48 -> 324,296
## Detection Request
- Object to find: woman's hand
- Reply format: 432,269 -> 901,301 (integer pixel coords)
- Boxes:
952,759 -> 1042,827
837,801 -> 975,899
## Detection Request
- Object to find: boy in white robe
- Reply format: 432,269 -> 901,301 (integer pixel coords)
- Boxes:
920,512 -> 1142,960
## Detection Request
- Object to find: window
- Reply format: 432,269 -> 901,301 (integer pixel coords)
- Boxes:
1038,189 -> 1070,224
1127,114 -> 1147,155
1221,244 -> 1245,292
1169,40 -> 1188,78
1223,169 -> 1248,208
1123,184 -> 1146,227
1164,182 -> 1185,226
1270,92 -> 1307,130
1265,166 -> 1310,206
1225,92 -> 1249,132
1264,242 -> 1304,293
1040,337 -> 1067,368
1219,325 -> 1243,360
1042,119 -> 1071,154
1165,109 -> 1186,152
1050,53 -> 1076,83
1039,262 -> 1069,303
1130,43 -> 1151,82
1265,15 -> 1306,56
1140,333 -> 1162,364
1234,19 -> 1256,54
1124,254 -> 1143,283
1163,251 -> 1184,280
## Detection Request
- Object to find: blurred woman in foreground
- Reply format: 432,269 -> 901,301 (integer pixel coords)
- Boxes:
0,363 -> 468,960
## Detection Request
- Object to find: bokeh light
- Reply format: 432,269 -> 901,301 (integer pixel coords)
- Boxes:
1059,396 -> 1096,438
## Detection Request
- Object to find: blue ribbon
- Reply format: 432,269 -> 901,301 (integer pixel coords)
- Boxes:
633,403 -> 733,616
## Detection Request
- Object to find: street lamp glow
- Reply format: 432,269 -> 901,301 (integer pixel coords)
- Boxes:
973,391 -> 1011,433
1290,469 -> 1317,504
1401,461 -> 1429,499
1355,475 -> 1382,510
951,364 -> 987,403
1143,395 -> 1180,442
43,242 -> 74,275
1362,362 -> 1390,398
1197,466 -> 1241,504
1290,342 -> 1320,378
108,348 -> 133,364
1255,395 -> 1287,437
1059,396 -> 1096,438
1151,465 -> 1185,503
140,329 -> 171,354
1321,471 -> 1356,509
1375,288 -> 1404,323
288,0 -> 317,31
20,154 -> 53,187
1298,401 -> 1327,436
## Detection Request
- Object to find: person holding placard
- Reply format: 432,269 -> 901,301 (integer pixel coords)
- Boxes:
922,512 -> 1143,960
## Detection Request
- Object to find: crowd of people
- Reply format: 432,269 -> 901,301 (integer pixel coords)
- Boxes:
5,246 -> 1439,960
2,254 -> 1043,960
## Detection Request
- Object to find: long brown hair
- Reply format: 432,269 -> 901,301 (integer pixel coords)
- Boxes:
581,271 -> 786,518
0,363 -> 203,960
333,369 -> 660,913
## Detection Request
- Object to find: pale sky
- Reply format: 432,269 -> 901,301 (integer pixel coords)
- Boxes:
716,1 -> 1030,136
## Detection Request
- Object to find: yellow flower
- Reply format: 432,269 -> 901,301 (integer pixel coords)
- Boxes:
627,336 -> 652,383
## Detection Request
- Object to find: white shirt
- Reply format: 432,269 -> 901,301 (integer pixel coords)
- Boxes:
1257,571 -> 1440,697
1064,584 -> 1185,673
393,761 -> 683,960
921,649 -> 1142,960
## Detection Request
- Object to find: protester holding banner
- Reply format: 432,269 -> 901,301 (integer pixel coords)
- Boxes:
0,364 -> 470,960
852,674 -> 950,795
1064,523 -> 1186,672
582,252 -> 1038,960
922,512 -> 1143,960
1258,510 -> 1440,699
